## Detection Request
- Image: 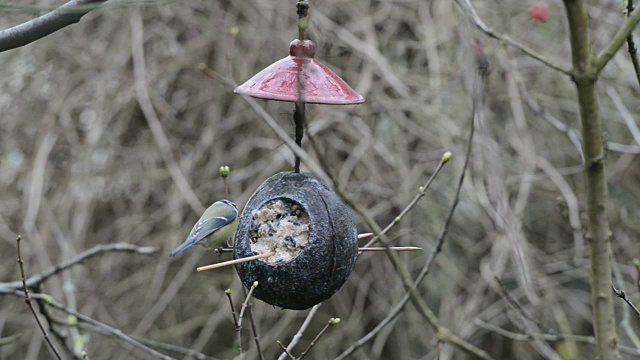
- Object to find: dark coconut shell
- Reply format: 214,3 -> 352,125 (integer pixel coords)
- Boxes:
233,172 -> 358,310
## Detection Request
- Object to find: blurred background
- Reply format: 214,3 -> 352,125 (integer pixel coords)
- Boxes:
1,0 -> 639,359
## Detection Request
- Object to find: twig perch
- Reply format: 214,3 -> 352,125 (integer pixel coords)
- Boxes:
196,253 -> 274,272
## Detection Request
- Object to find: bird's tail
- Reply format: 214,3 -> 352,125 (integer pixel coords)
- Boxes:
169,238 -> 197,257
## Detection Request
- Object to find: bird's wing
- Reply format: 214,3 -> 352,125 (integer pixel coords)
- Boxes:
189,213 -> 236,244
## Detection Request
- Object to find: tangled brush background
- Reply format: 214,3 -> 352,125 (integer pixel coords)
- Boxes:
1,1 -> 640,359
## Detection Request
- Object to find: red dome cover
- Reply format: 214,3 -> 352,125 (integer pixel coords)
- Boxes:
234,42 -> 364,105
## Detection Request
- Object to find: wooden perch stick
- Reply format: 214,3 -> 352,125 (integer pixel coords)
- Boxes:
197,253 -> 274,272
357,233 -> 374,239
198,247 -> 423,272
359,247 -> 422,252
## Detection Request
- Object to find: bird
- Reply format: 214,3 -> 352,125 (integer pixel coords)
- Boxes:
169,200 -> 238,257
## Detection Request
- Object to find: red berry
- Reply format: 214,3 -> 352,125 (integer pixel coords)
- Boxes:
528,3 -> 548,23
289,39 -> 316,58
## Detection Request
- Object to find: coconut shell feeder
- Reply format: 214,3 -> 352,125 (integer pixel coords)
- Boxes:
232,172 -> 358,310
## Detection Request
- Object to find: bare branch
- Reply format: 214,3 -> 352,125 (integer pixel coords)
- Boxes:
0,0 -> 107,53
277,305 -> 320,360
595,6 -> 640,74
623,0 -> 640,87
456,0 -> 573,76
360,152 -> 451,249
475,320 -> 640,356
612,284 -> 640,320
0,243 -> 159,293
31,292 -> 176,360
16,236 -> 63,360
298,318 -> 340,359
336,79 -> 477,360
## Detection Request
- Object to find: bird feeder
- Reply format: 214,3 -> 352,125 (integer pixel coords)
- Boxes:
234,0 -> 364,173
230,0 -> 363,310
233,172 -> 358,310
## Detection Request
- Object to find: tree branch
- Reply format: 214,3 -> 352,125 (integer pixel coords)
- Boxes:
0,243 -> 159,293
594,6 -> 640,74
0,0 -> 107,53
16,236 -> 63,360
563,1 -> 620,359
623,0 -> 640,87
29,292 -> 175,360
456,0 -> 573,76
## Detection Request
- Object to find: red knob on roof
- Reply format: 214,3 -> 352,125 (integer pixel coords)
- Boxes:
234,40 -> 365,105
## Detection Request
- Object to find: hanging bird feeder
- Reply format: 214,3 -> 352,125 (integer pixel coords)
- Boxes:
227,1 -> 363,310
233,172 -> 358,310
195,0 -> 423,313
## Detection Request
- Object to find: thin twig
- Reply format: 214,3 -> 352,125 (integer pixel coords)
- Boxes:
361,152 -> 451,249
493,276 -> 549,333
475,319 -> 640,356
610,248 -> 640,349
634,260 -> 640,290
21,292 -> 175,359
73,320 -> 212,359
225,289 -> 239,328
0,243 -> 159,292
238,282 -> 258,327
298,318 -> 340,359
238,284 -> 265,360
246,299 -> 265,360
235,282 -> 258,357
0,0 -> 107,52
455,0 -> 572,76
130,334 -> 215,360
220,166 -> 230,198
277,304 -> 320,360
0,335 -> 21,347
16,235 -> 63,360
612,283 -> 640,319
33,287 -> 81,360
335,79 -> 478,360
518,83 -> 584,161
225,289 -> 242,357
606,86 -> 640,144
277,341 -> 296,359
624,0 -> 640,87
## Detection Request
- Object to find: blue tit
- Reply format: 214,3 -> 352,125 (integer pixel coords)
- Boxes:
169,200 -> 238,256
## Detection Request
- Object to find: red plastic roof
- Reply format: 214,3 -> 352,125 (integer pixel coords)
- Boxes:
234,41 -> 365,105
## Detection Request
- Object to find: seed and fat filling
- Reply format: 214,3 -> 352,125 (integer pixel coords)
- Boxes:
249,199 -> 310,264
